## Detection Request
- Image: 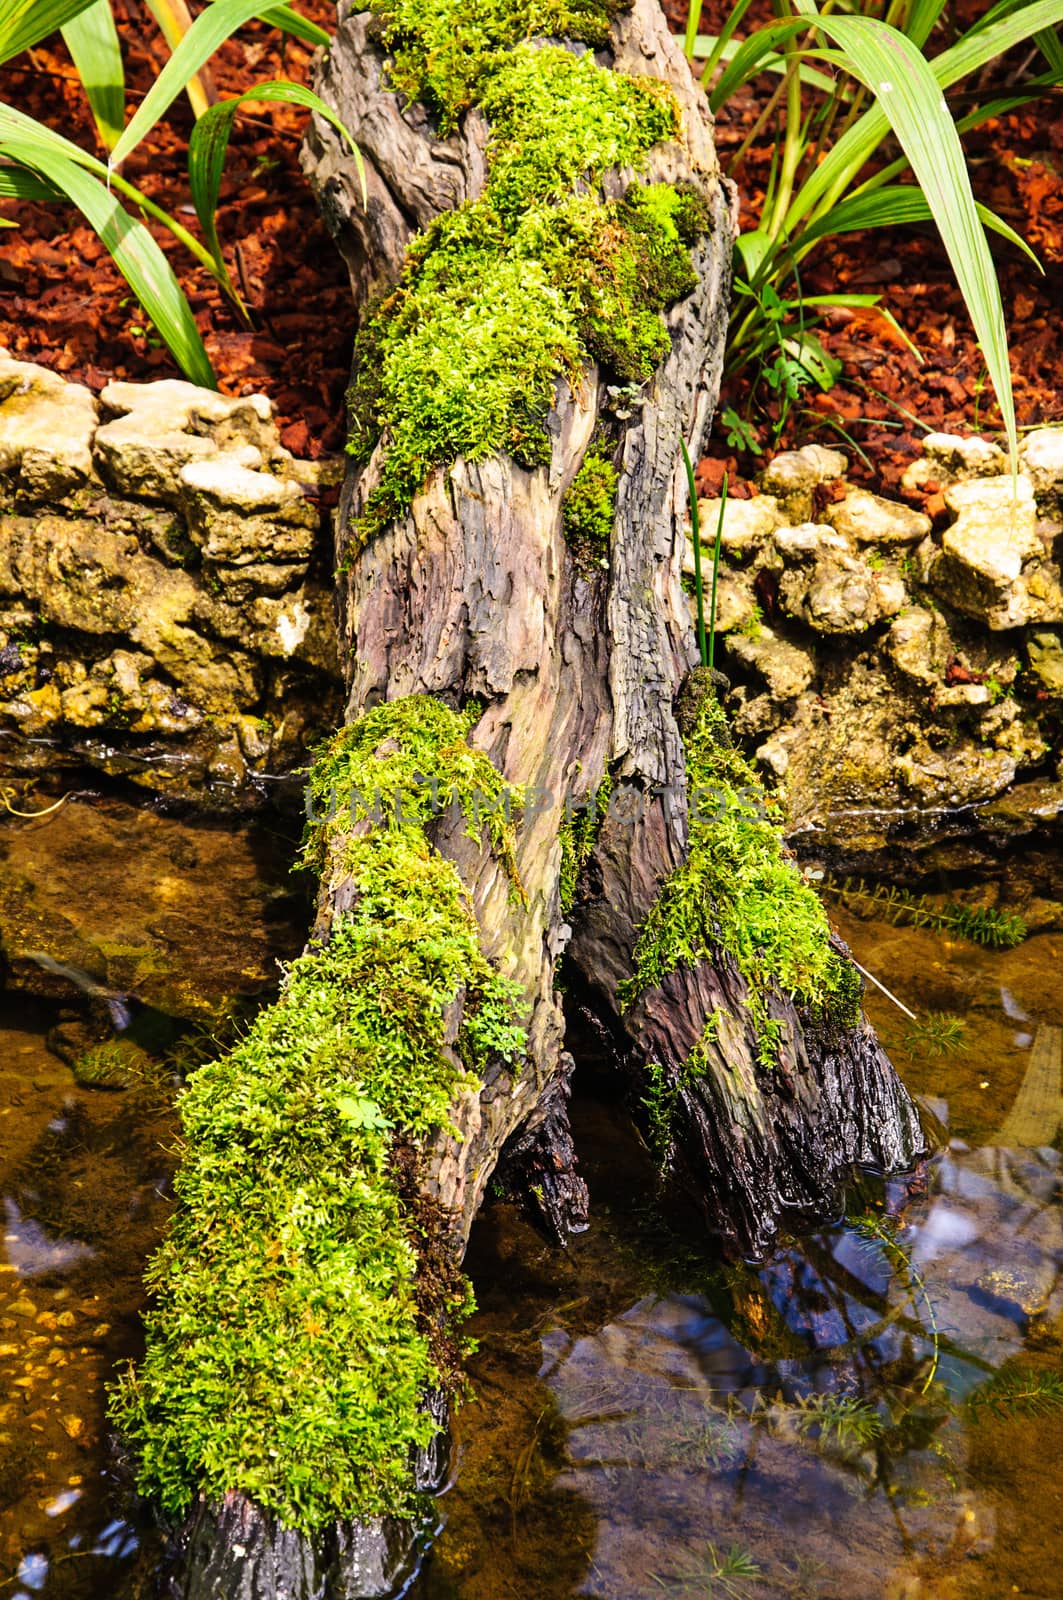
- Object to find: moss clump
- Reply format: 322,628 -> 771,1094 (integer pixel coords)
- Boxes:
370,0 -> 629,132
558,770 -> 612,912
563,449 -> 617,573
110,696 -> 527,1534
347,6 -> 711,547
620,688 -> 857,1057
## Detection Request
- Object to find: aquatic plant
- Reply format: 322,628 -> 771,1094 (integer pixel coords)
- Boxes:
822,877 -> 1027,950
903,1012 -> 968,1060
850,1212 -> 939,1393
764,1390 -> 884,1453
967,1366 -> 1063,1419
110,696 -> 528,1534
558,772 -> 612,915
650,1542 -> 761,1598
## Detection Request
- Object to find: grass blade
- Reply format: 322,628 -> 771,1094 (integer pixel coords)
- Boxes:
1,137 -> 215,388
806,15 -> 1024,463
110,0 -> 318,169
680,440 -> 707,668
188,79 -> 364,297
0,0 -> 106,64
61,0 -> 125,152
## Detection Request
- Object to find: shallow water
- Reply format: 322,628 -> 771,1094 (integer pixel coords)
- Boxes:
1,798 -> 1060,1600
0,794 -> 308,1598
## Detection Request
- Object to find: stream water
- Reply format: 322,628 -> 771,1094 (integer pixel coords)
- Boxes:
0,794 -> 1060,1600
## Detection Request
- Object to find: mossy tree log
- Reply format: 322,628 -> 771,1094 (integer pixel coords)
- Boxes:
302,0 -> 923,1261
123,2 -> 924,1595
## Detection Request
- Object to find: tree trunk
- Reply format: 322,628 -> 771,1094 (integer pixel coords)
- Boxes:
301,0 -> 924,1262
146,2 -> 925,1593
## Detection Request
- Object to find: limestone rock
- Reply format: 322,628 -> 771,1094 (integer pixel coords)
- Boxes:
885,607 -> 952,685
927,475 -> 1063,628
759,445 -> 847,522
773,521 -> 851,561
94,380 -> 280,502
901,431 -> 1008,494
693,492 -> 783,555
1027,629 -> 1063,694
180,457 -> 318,566
825,487 -> 930,546
1021,428 -> 1063,514
894,737 -> 1017,807
0,352 -> 97,500
779,543 -> 907,634
725,625 -> 816,700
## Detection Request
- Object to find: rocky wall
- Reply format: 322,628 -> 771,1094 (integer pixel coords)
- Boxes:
0,353 -> 344,803
691,430 -> 1063,864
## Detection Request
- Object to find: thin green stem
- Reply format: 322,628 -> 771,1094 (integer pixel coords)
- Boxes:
681,439 -> 708,669
708,471 -> 726,672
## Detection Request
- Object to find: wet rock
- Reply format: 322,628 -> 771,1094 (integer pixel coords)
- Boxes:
758,444 -> 846,521
926,476 -> 1062,629
94,380 -> 280,502
825,486 -> 931,546
724,625 -> 816,699
779,542 -> 907,634
1020,426 -> 1063,513
894,738 -> 1017,807
975,1266 -> 1051,1318
0,353 -> 98,501
1027,627 -> 1063,694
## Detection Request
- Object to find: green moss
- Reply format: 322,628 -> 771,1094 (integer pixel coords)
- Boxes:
620,687 -> 857,1059
562,448 -> 617,574
370,0 -> 628,132
558,770 -> 612,912
110,696 -> 527,1534
346,4 -> 711,547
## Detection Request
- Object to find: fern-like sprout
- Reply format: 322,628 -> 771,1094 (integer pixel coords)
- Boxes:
822,878 -> 1027,950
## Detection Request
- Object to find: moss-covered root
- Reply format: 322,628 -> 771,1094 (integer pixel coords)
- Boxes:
110,696 -> 527,1536
622,678 -> 862,1080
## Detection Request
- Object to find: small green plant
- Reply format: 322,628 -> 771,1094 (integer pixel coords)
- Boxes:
967,1366 -> 1063,1418
822,877 -> 1028,949
720,406 -> 762,456
563,447 -> 618,573
650,1543 -> 761,1599
904,1012 -> 968,1058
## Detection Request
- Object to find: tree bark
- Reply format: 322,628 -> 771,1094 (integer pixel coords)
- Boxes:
157,4 -> 924,1594
302,0 -> 924,1263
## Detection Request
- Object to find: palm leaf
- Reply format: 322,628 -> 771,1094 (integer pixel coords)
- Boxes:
110,0 -> 325,170
61,0 -> 125,152
1,137 -> 215,388
804,14 -> 1027,465
798,183 -> 1041,269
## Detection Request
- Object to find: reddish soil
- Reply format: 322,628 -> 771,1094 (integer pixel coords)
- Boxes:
0,0 -> 1060,486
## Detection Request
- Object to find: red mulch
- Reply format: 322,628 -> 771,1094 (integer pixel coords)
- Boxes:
0,0 -> 1060,481
0,0 -> 350,455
